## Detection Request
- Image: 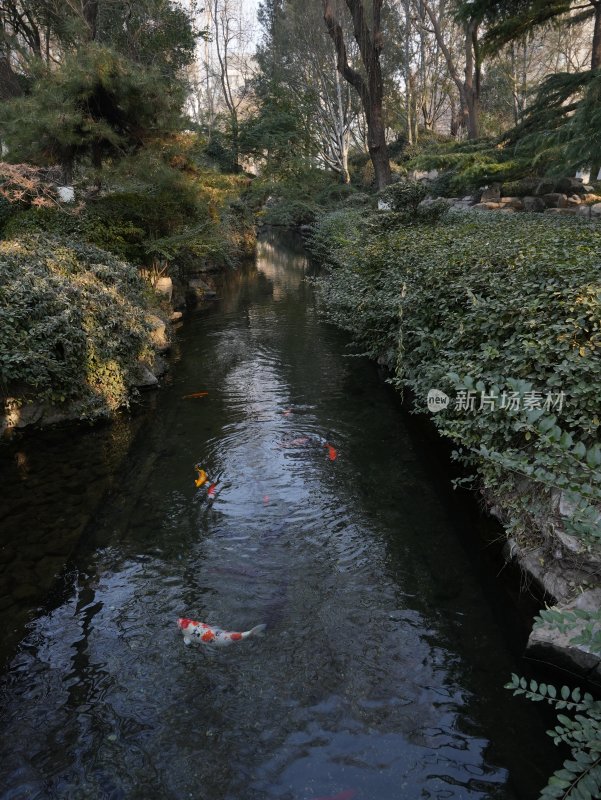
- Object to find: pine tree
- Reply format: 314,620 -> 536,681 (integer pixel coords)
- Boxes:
0,44 -> 185,183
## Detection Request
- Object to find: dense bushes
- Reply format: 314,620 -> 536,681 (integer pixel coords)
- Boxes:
0,235 -> 157,418
310,203 -> 601,798
248,167 -> 370,228
309,207 -> 601,550
0,135 -> 256,273
0,134 -> 256,428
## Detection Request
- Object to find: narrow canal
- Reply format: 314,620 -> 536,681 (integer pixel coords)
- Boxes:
0,231 -> 558,800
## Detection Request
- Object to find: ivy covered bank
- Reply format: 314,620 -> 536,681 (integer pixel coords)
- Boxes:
309,188 -> 601,679
308,189 -> 601,797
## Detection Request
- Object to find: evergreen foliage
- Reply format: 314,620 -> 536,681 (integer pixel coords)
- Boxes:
309,207 -> 601,546
0,44 -> 185,178
507,71 -> 601,175
0,234 -> 157,416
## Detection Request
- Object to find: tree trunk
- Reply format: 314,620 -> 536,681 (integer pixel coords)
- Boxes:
510,43 -> 520,125
340,143 -> 350,184
333,59 -> 351,183
366,105 -> 391,189
61,153 -> 74,186
464,20 -> 480,139
422,1 -> 481,139
591,4 -> 601,179
402,0 -> 413,145
230,115 -> 240,172
91,142 -> 103,190
592,2 -> 601,70
0,56 -> 22,100
82,0 -> 99,40
323,0 -> 391,190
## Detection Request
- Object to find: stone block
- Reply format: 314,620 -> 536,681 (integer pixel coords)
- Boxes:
146,314 -> 170,352
480,183 -> 501,202
507,197 -> 524,210
543,193 -> 568,208
522,196 -> 546,212
188,277 -> 217,299
132,362 -> 159,388
557,176 -> 585,194
154,277 -> 173,302
472,202 -> 500,211
534,179 -> 556,196
591,203 -> 601,218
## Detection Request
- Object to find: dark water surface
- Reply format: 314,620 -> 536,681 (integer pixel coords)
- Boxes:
0,231 -> 557,799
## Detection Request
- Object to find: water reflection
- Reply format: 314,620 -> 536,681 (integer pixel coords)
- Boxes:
0,230 -> 556,799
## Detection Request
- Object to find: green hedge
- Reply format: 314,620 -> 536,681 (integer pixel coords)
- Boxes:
0,234 -> 156,417
309,209 -> 601,548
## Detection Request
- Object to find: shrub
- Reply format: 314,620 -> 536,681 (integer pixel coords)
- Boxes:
0,234 -> 156,417
310,209 -> 601,548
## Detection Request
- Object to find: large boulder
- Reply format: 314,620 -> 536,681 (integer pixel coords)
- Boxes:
502,178 -> 540,197
187,277 -> 217,305
131,362 -> 159,388
590,203 -> 601,218
526,590 -> 601,682
544,207 -> 579,215
480,183 -> 501,202
506,197 -> 524,210
534,179 -> 556,196
146,314 -> 170,352
472,202 -> 502,211
542,193 -> 568,208
154,276 -> 173,302
556,176 -> 585,195
522,196 -> 546,212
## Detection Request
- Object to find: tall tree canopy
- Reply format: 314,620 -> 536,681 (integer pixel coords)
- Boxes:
458,0 -> 601,69
0,0 -> 199,181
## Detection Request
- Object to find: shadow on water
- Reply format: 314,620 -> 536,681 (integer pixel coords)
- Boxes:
0,228 -> 561,800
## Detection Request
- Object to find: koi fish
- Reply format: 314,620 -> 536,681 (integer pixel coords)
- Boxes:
207,482 -> 217,499
278,434 -> 337,460
194,467 -> 208,488
177,618 -> 267,647
183,391 -> 209,399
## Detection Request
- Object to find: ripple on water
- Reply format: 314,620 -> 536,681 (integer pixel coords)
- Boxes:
0,233 -> 553,800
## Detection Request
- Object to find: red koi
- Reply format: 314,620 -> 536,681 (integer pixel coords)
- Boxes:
326,444 -> 337,461
207,482 -> 217,499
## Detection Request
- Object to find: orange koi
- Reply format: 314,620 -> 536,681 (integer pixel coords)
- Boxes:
183,391 -> 209,399
194,467 -> 208,488
326,444 -> 337,461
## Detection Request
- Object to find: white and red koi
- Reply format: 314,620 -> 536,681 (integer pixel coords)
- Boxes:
177,618 -> 266,647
